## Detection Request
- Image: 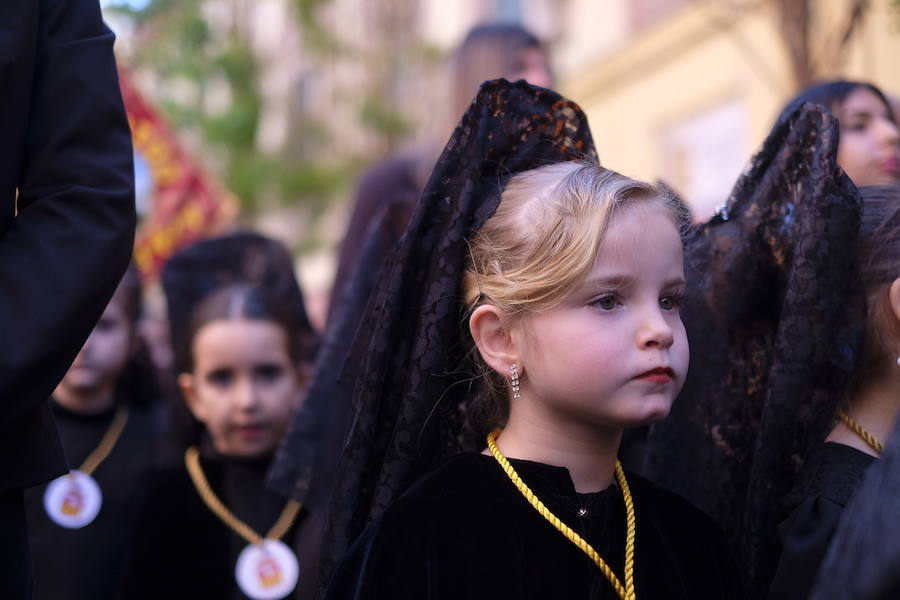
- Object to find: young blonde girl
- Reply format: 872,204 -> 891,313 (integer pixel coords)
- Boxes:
318,80 -> 743,600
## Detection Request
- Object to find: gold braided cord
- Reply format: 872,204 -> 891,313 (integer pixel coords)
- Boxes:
80,407 -> 129,476
836,410 -> 884,455
184,446 -> 301,546
487,430 -> 636,600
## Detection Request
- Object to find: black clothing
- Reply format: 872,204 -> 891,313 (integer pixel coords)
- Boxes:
24,399 -> 160,600
0,0 -> 135,494
269,200 -> 413,512
768,442 -> 875,600
1,2 -> 134,594
810,423 -> 900,600
315,80 -> 598,588
127,451 -> 324,600
324,453 -> 744,599
641,103 -> 863,597
0,491 -> 30,599
325,155 -> 421,328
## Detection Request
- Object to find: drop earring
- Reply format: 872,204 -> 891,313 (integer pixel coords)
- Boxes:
896,355 -> 900,367
509,364 -> 521,399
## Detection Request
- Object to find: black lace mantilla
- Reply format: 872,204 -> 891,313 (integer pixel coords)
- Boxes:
311,79 -> 597,586
642,103 -> 865,598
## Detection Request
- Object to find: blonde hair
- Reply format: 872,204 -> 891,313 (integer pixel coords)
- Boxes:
461,161 -> 687,435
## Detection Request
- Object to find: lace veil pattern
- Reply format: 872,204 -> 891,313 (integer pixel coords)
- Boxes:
643,103 -> 865,596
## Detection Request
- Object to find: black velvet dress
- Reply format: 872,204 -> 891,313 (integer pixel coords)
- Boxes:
324,453 -> 745,599
125,450 -> 325,600
767,442 -> 875,600
24,399 -> 160,600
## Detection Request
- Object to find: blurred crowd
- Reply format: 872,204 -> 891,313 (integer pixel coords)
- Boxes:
4,2 -> 900,600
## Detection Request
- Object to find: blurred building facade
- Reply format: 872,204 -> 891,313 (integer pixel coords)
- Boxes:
107,0 -> 900,324
557,0 -> 900,218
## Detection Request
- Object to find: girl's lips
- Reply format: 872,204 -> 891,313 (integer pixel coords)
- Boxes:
881,157 -> 900,173
233,424 -> 267,438
634,367 -> 675,384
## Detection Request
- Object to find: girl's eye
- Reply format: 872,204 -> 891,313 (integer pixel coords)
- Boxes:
844,119 -> 867,132
659,294 -> 683,311
206,368 -> 233,387
254,364 -> 285,382
592,293 -> 619,311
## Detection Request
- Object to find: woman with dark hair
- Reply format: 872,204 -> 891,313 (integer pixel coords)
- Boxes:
326,22 -> 552,326
778,80 -> 899,187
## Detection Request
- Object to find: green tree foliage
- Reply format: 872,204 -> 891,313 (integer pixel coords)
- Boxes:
105,0 -> 422,251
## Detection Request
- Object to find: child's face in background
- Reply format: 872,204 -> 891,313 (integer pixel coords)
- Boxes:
58,293 -> 135,402
513,205 -> 688,430
836,87 -> 900,186
180,319 -> 305,458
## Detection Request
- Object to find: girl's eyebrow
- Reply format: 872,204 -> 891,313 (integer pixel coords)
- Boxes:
582,275 -> 631,288
583,275 -> 686,288
843,109 -> 890,121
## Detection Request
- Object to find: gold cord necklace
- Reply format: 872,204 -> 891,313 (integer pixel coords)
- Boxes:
184,446 -> 301,545
836,410 -> 884,455
185,446 -> 303,599
80,406 -> 130,475
43,406 -> 130,528
486,430 -> 637,600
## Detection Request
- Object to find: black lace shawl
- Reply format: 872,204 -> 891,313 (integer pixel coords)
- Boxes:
810,420 -> 900,600
642,103 -> 865,598
268,200 -> 412,511
307,79 -> 597,585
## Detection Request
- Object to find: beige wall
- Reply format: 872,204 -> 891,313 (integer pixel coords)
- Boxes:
561,0 -> 900,219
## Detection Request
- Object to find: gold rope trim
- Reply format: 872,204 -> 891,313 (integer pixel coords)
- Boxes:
80,407 -> 129,476
487,430 -> 636,600
185,446 -> 301,546
836,410 -> 884,455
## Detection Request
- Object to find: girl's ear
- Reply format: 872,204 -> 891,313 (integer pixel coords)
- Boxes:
889,279 -> 900,325
179,372 -> 206,422
469,304 -> 519,375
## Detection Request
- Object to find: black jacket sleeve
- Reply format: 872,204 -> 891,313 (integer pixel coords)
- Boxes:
0,0 -> 135,486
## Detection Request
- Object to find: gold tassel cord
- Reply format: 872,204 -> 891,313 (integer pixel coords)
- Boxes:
486,430 -> 636,600
185,446 -> 301,546
80,407 -> 129,476
836,410 -> 884,455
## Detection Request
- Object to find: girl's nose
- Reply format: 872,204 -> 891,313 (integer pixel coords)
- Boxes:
878,116 -> 900,147
234,379 -> 260,410
637,307 -> 675,350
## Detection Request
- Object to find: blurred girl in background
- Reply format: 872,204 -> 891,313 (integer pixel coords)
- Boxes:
25,267 -> 162,600
779,80 -> 899,187
127,283 -> 323,600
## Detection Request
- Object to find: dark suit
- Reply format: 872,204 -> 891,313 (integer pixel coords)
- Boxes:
0,0 -> 135,596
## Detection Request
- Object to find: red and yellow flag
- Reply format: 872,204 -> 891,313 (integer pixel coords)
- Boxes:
120,69 -> 238,280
